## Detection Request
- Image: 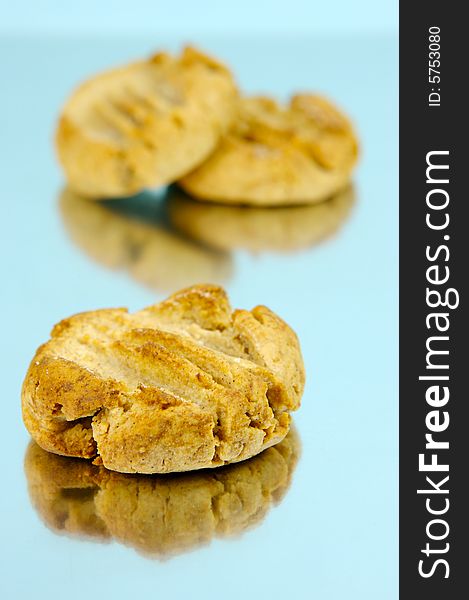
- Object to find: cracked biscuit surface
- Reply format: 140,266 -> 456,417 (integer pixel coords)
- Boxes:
56,47 -> 238,198
179,94 -> 358,205
22,285 -> 304,474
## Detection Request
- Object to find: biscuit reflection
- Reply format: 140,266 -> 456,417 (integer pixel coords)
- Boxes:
59,188 -> 233,293
166,184 -> 356,253
25,429 -> 300,560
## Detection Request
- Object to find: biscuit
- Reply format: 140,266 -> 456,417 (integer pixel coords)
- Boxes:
59,188 -> 232,292
167,184 -> 355,252
22,285 -> 305,474
179,94 -> 358,205
24,429 -> 299,559
56,47 -> 238,198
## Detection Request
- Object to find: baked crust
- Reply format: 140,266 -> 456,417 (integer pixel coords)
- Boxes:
24,429 -> 299,558
167,184 -> 355,252
56,47 -> 238,198
22,285 -> 305,474
179,94 -> 358,205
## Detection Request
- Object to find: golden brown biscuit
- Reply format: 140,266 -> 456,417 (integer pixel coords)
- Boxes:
167,184 -> 356,252
179,94 -> 358,205
56,47 -> 238,198
22,285 -> 305,474
59,187 -> 233,292
25,429 -> 299,559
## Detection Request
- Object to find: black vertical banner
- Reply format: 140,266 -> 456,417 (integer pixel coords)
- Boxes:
400,3 -> 467,598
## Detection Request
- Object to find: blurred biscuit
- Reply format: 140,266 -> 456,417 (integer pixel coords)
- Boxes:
179,94 -> 358,205
59,188 -> 232,292
25,429 -> 299,559
22,285 -> 305,474
167,184 -> 355,252
56,47 -> 237,197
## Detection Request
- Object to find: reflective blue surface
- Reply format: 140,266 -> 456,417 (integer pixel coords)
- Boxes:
1,34 -> 397,599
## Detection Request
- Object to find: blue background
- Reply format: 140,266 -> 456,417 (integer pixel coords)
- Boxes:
1,0 -> 397,35
0,3 -> 397,599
